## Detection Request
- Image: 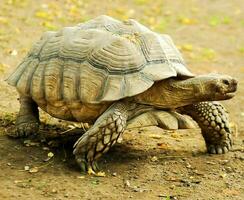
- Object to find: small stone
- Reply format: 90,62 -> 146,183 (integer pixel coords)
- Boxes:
51,189 -> 58,194
170,184 -> 176,189
219,160 -> 229,165
124,180 -> 130,187
186,163 -> 192,169
77,176 -> 85,179
151,156 -> 158,162
64,193 -> 69,198
225,167 -> 233,173
29,167 -> 39,173
220,173 -> 227,178
112,172 -> 117,176
42,147 -> 49,151
206,161 -> 216,165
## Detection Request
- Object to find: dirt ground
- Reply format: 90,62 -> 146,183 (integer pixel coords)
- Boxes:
0,0 -> 243,199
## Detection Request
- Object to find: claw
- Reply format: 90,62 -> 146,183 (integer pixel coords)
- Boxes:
209,146 -> 216,154
216,146 -> 223,154
223,146 -> 228,153
92,161 -> 100,172
88,166 -> 96,175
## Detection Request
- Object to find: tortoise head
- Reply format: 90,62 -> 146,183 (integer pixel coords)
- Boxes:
192,74 -> 238,101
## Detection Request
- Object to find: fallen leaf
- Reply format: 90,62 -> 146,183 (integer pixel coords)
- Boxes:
179,16 -> 198,25
41,21 -> 57,30
238,47 -> 244,54
180,44 -> 193,52
201,48 -> 216,60
48,152 -> 54,158
0,17 -> 9,25
209,16 -> 220,27
222,16 -> 231,25
35,11 -> 53,21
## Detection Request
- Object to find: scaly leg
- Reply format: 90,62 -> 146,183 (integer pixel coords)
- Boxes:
181,102 -> 232,154
8,95 -> 40,138
73,101 -> 129,173
127,110 -> 198,130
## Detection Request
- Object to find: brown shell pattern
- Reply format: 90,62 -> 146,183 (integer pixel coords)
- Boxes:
7,15 -> 194,104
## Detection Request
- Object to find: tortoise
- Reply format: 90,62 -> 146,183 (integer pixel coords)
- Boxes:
6,15 -> 237,173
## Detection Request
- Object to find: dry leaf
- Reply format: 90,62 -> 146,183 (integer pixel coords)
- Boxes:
180,44 -> 193,52
179,17 -> 198,25
48,152 -> 54,158
35,11 -> 53,21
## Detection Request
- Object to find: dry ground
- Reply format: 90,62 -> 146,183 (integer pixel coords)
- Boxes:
0,0 -> 243,199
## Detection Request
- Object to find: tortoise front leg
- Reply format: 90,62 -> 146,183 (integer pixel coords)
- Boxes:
73,101 -> 129,174
8,95 -> 40,138
181,102 -> 232,154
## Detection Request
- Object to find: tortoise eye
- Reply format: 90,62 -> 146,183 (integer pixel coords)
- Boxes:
222,79 -> 230,86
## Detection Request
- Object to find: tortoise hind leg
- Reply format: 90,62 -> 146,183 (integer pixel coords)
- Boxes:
8,95 -> 40,138
180,102 -> 232,154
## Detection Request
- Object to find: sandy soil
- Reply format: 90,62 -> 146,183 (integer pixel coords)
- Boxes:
0,0 -> 243,199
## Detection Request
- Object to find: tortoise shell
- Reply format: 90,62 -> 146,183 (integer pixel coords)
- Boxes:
7,15 -> 193,104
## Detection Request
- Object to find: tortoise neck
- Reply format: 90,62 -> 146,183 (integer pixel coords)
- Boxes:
133,77 -> 206,109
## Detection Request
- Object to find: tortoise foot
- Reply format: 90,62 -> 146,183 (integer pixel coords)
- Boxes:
8,121 -> 39,138
206,134 -> 233,154
75,155 -> 100,173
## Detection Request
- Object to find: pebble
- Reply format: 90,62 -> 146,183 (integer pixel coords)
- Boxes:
206,161 -> 216,165
112,172 -> 117,176
124,180 -> 130,187
225,167 -> 233,173
151,156 -> 158,162
51,189 -> 58,194
219,160 -> 229,165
